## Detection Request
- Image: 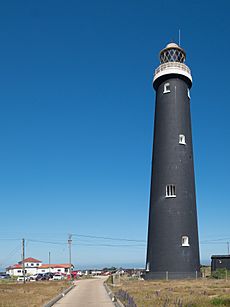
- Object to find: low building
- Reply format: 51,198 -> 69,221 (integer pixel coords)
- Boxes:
6,257 -> 42,276
211,255 -> 230,271
6,257 -> 73,276
37,264 -> 71,274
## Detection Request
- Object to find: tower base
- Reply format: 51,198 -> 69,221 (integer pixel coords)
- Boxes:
144,271 -> 201,280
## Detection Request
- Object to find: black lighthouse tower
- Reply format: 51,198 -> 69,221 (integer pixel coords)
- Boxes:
145,43 -> 200,279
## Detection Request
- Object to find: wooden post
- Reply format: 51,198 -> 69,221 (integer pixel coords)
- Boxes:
22,238 -> 25,284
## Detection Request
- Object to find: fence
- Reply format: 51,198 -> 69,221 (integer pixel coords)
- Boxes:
116,289 -> 137,307
145,271 -> 201,280
211,269 -> 230,281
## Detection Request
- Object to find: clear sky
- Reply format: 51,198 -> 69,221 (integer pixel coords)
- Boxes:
0,0 -> 230,270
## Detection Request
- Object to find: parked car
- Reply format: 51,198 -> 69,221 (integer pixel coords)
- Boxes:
35,273 -> 46,281
71,271 -> 78,278
17,276 -> 29,282
44,272 -> 54,280
53,274 -> 64,280
0,274 -> 10,279
28,274 -> 39,281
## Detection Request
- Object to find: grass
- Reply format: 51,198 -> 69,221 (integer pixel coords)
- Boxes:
112,278 -> 230,307
0,280 -> 71,307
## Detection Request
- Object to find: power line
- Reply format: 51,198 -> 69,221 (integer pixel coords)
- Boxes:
27,239 -> 68,246
72,233 -> 146,242
201,237 -> 230,243
200,242 -> 229,245
0,238 -> 21,241
73,243 -> 145,247
1,233 -> 230,247
0,243 -> 21,267
0,233 -> 230,244
27,238 -> 145,247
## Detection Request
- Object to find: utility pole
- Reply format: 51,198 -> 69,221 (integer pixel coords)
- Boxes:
49,251 -> 51,273
227,242 -> 229,255
22,238 -> 25,284
68,234 -> 72,280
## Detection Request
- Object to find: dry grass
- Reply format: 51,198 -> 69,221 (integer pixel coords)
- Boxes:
114,278 -> 230,307
0,281 -> 70,307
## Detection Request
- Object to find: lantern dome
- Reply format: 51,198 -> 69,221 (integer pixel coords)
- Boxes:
160,42 -> 186,64
153,42 -> 192,88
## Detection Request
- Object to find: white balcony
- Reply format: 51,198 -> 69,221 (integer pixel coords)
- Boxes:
153,62 -> 192,84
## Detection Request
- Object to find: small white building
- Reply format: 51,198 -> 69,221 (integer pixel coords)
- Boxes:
37,264 -> 72,274
6,257 -> 73,276
6,257 -> 42,276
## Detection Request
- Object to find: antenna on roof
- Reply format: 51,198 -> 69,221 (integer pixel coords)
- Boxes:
179,29 -> 181,46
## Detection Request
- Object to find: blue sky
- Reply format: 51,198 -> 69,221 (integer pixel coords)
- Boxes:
0,0 -> 230,270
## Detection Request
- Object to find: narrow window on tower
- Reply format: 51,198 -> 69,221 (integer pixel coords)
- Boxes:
182,236 -> 190,246
166,184 -> 176,197
146,262 -> 150,272
187,88 -> 191,99
179,134 -> 186,145
163,82 -> 170,94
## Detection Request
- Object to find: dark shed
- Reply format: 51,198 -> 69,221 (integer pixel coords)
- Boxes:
211,255 -> 230,271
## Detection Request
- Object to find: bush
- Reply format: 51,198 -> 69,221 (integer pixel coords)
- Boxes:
106,275 -> 113,285
212,269 -> 230,279
211,297 -> 230,305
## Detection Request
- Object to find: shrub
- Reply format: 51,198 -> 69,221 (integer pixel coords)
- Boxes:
212,269 -> 230,279
211,297 -> 230,305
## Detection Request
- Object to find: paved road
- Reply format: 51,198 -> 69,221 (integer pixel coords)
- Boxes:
54,277 -> 114,307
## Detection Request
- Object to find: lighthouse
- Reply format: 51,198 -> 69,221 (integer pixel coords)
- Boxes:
145,43 -> 200,279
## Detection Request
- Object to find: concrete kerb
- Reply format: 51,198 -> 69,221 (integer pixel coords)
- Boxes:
103,281 -> 124,307
43,284 -> 75,307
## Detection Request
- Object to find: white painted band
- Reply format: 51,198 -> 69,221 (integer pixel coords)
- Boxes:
153,63 -> 192,84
